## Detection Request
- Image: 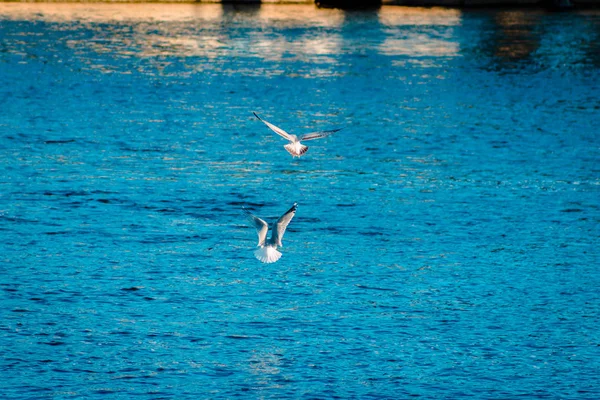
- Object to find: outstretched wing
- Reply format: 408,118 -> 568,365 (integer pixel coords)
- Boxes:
300,127 -> 344,141
243,207 -> 269,246
271,203 -> 298,247
253,112 -> 294,141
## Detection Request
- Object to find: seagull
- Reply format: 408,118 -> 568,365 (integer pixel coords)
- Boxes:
243,203 -> 298,263
253,112 -> 343,157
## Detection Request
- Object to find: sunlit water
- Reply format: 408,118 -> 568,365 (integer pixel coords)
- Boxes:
1,4 -> 599,398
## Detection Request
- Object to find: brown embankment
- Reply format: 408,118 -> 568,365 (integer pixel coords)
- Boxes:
0,0 -> 597,7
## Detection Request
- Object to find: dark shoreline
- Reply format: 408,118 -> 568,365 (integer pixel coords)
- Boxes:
0,0 -> 598,8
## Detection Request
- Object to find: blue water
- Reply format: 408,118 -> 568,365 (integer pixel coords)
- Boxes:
1,4 -> 599,398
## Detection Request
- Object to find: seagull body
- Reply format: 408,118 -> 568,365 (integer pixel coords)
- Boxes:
244,203 -> 298,263
253,112 -> 343,157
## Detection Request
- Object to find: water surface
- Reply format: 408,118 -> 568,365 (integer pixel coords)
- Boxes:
1,4 -> 599,398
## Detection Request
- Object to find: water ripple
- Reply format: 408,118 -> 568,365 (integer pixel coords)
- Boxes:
1,4 -> 599,400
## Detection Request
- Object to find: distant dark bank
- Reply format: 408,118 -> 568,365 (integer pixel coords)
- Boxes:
1,0 -> 599,9
323,0 -> 596,8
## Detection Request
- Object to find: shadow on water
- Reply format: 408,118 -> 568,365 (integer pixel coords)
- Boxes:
461,8 -> 600,70
221,2 -> 262,16
487,11 -> 542,64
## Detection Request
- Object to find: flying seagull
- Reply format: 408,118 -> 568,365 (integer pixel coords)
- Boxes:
243,203 -> 298,263
253,112 -> 343,157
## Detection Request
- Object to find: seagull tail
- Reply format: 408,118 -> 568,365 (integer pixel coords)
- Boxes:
284,143 -> 308,158
254,246 -> 282,264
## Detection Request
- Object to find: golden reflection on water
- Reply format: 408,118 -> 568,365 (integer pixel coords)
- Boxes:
2,3 -> 599,69
380,36 -> 459,57
0,3 -> 346,24
378,6 -> 461,27
252,4 -> 345,28
378,7 -> 460,57
0,3 -> 465,77
0,3 -> 225,22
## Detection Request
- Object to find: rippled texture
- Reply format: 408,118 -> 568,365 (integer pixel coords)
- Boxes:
1,4 -> 599,398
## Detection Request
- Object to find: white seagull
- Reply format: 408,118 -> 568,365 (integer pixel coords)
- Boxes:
243,203 -> 298,263
253,112 -> 343,157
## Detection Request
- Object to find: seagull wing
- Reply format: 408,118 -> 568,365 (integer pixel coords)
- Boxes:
243,208 -> 269,246
271,203 -> 298,247
300,127 -> 344,141
253,112 -> 294,142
